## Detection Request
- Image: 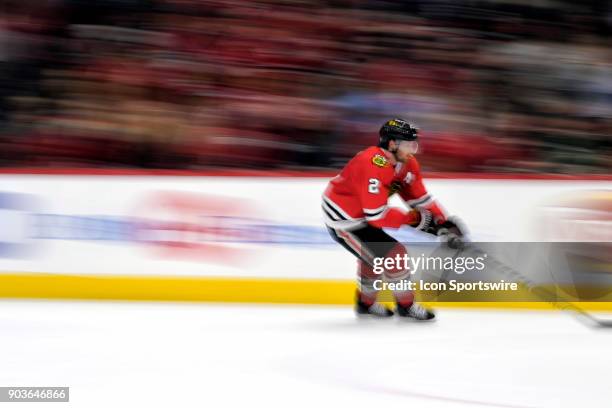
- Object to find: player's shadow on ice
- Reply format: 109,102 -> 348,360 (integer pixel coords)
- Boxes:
297,315 -> 438,332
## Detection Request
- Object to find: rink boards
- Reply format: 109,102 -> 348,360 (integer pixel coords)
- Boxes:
0,170 -> 610,309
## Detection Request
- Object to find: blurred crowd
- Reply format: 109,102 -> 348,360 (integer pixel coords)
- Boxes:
0,0 -> 611,173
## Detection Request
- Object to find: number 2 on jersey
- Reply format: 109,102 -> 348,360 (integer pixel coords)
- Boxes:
368,178 -> 380,194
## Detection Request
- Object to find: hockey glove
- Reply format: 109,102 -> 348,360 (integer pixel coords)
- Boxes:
434,217 -> 467,237
427,216 -> 467,249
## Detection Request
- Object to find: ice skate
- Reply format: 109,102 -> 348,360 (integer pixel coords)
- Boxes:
356,298 -> 394,317
396,302 -> 435,321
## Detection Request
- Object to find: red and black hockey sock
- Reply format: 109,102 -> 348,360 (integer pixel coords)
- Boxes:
357,260 -> 379,305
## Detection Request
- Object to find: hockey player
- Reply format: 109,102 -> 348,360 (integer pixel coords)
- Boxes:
322,118 -> 464,319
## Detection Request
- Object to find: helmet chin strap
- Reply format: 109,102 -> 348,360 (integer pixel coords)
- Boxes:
390,139 -> 417,158
389,149 -> 402,163
389,142 -> 400,157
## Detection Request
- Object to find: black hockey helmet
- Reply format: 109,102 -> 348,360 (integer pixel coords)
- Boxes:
379,118 -> 418,148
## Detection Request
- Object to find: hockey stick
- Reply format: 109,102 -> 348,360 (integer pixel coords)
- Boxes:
434,236 -> 612,328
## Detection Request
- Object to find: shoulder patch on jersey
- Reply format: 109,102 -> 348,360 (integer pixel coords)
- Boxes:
372,154 -> 388,168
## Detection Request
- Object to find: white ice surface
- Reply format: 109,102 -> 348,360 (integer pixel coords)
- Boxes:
1,301 -> 611,408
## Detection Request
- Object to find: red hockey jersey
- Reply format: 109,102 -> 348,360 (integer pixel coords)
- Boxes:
322,146 -> 446,230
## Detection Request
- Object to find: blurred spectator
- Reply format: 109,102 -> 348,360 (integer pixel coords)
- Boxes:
0,0 -> 610,173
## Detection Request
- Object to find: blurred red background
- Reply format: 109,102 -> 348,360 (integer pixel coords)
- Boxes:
0,0 -> 610,173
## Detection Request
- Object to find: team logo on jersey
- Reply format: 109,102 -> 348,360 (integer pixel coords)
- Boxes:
372,154 -> 388,168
